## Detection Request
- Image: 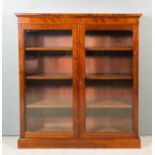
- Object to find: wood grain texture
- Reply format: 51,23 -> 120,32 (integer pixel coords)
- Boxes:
72,25 -> 79,138
26,99 -> 72,109
86,73 -> 132,80
15,13 -> 142,18
17,13 -> 141,148
16,13 -> 142,25
79,25 -> 86,139
25,132 -> 74,139
26,99 -> 132,109
86,47 -> 133,51
132,24 -> 139,136
25,47 -> 72,51
18,137 -> 140,148
26,73 -> 72,80
18,24 -> 26,138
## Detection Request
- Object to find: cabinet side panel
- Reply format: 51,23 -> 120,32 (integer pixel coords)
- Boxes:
133,24 -> 139,136
18,24 -> 26,138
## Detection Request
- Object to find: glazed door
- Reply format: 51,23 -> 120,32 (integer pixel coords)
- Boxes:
79,24 -> 138,138
20,24 -> 79,138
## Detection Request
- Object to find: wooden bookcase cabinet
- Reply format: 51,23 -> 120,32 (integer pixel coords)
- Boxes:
16,13 -> 142,148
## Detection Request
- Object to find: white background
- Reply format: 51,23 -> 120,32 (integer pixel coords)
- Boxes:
2,0 -> 152,135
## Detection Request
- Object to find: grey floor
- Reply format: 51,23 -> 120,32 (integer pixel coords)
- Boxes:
2,136 -> 152,155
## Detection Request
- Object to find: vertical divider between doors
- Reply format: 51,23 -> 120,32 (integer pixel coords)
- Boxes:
73,25 -> 80,138
78,25 -> 86,138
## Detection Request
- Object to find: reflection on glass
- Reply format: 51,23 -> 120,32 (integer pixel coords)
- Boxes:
85,30 -> 133,133
25,30 -> 73,132
86,80 -> 133,132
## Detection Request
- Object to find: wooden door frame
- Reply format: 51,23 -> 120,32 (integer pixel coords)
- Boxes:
78,24 -> 139,139
18,24 -> 79,139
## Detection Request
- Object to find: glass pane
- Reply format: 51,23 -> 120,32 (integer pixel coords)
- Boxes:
85,30 -> 133,48
86,51 -> 133,75
86,81 -> 133,132
25,30 -> 72,48
26,81 -> 73,132
85,30 -> 133,133
25,51 -> 72,76
25,30 -> 73,132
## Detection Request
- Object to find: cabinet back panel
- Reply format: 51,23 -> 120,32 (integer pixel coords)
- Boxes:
25,80 -> 73,132
86,80 -> 132,103
85,80 -> 133,132
86,51 -> 133,74
86,109 -> 132,132
85,31 -> 133,48
25,30 -> 72,48
25,52 -> 72,74
26,109 -> 73,132
26,80 -> 73,102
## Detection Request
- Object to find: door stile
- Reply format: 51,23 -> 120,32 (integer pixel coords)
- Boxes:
72,25 -> 80,138
21,24 -> 79,138
79,25 -> 86,138
79,24 -> 136,139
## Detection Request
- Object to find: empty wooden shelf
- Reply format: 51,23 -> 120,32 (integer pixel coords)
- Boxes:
26,98 -> 131,109
86,73 -> 132,80
16,13 -> 142,148
86,99 -> 132,109
86,47 -> 133,52
35,127 -> 73,132
26,99 -> 72,109
25,47 -> 72,51
26,73 -> 72,80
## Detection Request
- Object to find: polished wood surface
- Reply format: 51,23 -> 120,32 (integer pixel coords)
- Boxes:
16,13 -> 142,18
25,47 -> 72,51
26,73 -> 72,80
85,30 -> 133,48
27,99 -> 72,109
26,98 -> 132,109
86,47 -> 133,51
18,138 -> 140,148
25,30 -> 72,48
16,13 -> 142,25
18,24 -> 26,138
86,73 -> 132,80
16,13 -> 141,148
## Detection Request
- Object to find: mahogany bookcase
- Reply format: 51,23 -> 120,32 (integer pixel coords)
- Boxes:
16,13 -> 142,148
